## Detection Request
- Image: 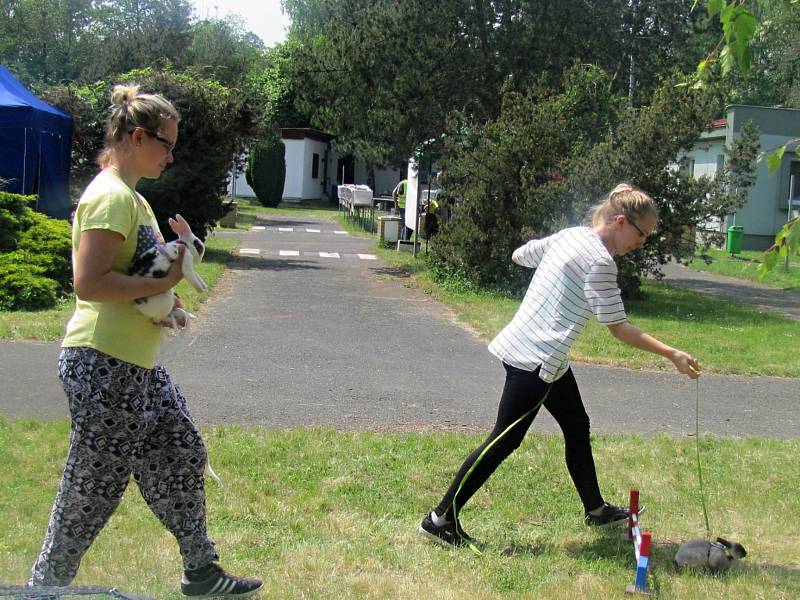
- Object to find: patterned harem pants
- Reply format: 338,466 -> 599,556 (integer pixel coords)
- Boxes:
30,347 -> 219,586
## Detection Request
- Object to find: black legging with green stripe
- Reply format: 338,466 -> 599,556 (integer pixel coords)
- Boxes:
435,363 -> 604,519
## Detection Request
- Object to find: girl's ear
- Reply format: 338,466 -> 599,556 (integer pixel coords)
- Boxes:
130,127 -> 143,146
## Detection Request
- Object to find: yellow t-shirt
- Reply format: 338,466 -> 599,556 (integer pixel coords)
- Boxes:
62,170 -> 166,368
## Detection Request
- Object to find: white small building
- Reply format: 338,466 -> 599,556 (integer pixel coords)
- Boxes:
229,128 -> 404,203
683,105 -> 800,250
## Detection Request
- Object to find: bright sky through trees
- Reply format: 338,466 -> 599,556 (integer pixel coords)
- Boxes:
193,0 -> 291,46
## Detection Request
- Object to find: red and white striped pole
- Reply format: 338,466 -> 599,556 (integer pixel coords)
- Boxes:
625,488 -> 652,595
628,488 -> 639,541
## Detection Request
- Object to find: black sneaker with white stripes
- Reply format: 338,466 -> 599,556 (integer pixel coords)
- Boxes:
181,563 -> 262,598
418,512 -> 480,549
584,502 -> 631,528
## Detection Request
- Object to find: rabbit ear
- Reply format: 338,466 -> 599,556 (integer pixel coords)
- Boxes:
169,214 -> 192,236
716,537 -> 731,548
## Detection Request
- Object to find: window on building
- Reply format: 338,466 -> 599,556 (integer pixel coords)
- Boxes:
312,153 -> 319,179
715,154 -> 725,177
790,162 -> 800,210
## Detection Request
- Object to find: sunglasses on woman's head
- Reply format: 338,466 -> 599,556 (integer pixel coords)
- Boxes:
626,216 -> 649,238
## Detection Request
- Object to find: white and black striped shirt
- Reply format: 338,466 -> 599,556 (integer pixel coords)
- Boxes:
488,226 -> 627,382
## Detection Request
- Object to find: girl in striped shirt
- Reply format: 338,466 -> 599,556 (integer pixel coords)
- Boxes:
420,183 -> 700,549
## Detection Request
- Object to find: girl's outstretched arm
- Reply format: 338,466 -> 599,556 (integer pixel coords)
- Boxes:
607,321 -> 700,379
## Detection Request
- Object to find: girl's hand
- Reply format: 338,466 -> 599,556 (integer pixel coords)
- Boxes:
165,244 -> 185,286
672,350 -> 701,379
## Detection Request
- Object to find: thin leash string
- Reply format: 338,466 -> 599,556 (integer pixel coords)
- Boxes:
691,366 -> 711,538
449,384 -> 554,556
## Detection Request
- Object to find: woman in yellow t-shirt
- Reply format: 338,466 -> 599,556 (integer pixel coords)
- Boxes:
29,84 -> 262,598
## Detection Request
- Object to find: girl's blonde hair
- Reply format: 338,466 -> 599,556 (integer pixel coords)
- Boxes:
589,182 -> 658,228
97,84 -> 180,167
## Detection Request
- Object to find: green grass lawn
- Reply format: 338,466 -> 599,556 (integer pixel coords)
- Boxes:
375,248 -> 800,378
1,420 -> 797,599
0,236 -> 238,342
685,247 -> 800,290
229,196 -> 343,225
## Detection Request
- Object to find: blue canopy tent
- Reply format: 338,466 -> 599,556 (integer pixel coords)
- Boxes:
0,64 -> 73,219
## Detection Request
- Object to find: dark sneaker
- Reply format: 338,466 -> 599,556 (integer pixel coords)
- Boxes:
584,502 -> 631,528
181,563 -> 263,598
419,512 -> 481,552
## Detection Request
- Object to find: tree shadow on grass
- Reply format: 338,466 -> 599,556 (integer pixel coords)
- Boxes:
253,217 -> 333,228
203,246 -> 236,265
369,265 -> 413,279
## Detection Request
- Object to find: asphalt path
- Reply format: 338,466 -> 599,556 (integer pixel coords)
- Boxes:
1,215 -> 797,439
658,260 -> 800,320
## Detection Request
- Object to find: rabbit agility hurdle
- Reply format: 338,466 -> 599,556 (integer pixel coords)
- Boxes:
624,489 -> 652,595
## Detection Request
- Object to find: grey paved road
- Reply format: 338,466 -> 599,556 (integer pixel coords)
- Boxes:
658,260 -> 800,320
1,216 -> 797,439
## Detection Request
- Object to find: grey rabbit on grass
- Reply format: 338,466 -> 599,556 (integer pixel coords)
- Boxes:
675,537 -> 747,572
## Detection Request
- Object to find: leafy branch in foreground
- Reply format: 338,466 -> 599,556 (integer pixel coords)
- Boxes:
759,216 -> 800,277
689,0 -> 758,85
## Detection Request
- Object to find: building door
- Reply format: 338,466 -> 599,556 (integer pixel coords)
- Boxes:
790,161 -> 800,219
337,156 -> 354,184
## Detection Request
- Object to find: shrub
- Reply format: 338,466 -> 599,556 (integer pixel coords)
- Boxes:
246,136 -> 286,208
0,192 -> 38,252
0,191 -> 73,309
245,162 -> 254,189
17,213 -> 73,292
0,259 -> 59,311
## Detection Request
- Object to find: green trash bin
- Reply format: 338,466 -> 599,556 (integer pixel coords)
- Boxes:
726,225 -> 744,254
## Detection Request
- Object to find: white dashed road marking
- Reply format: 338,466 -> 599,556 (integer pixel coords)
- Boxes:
265,227 -> 349,235
237,226 -> 366,261
239,250 -> 371,260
